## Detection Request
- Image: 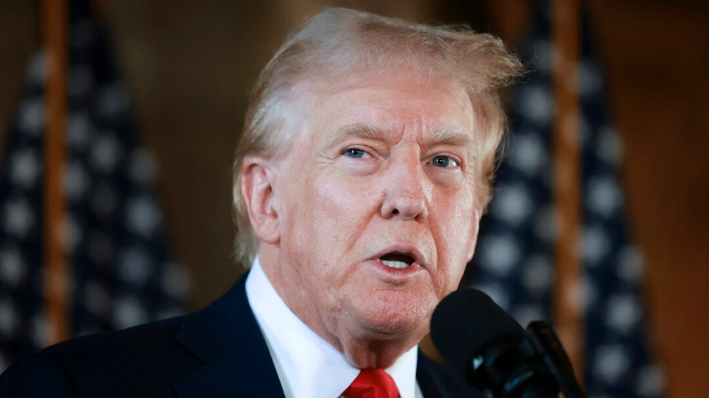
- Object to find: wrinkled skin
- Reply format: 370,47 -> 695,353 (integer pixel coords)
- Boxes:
241,71 -> 483,368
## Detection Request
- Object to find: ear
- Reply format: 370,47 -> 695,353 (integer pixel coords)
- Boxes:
240,156 -> 280,244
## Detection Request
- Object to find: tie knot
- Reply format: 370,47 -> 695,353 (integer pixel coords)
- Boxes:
342,368 -> 400,398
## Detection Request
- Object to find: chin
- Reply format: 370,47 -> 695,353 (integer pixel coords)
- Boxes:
350,291 -> 435,339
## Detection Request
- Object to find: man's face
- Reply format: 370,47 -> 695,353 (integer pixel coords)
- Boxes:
266,71 -> 483,348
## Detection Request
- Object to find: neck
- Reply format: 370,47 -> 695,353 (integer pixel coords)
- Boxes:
325,331 -> 421,369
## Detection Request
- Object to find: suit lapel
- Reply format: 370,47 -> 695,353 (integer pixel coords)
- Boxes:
172,272 -> 286,398
417,351 -> 447,398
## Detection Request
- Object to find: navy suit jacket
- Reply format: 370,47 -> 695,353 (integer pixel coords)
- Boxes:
0,272 -> 482,397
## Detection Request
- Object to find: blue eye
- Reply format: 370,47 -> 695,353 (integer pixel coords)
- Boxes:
345,148 -> 367,158
432,156 -> 457,168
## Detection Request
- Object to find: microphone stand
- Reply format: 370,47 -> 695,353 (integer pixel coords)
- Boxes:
469,321 -> 588,398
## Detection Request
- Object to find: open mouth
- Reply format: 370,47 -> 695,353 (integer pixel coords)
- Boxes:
380,252 -> 416,269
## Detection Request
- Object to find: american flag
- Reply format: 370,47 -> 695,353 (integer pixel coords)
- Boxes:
0,0 -> 189,371
469,2 -> 665,397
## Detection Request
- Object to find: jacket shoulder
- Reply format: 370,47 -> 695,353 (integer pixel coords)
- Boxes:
0,274 -> 256,397
0,315 -> 200,397
0,355 -> 79,397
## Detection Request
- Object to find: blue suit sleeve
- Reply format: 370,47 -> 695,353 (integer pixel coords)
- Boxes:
0,356 -> 80,397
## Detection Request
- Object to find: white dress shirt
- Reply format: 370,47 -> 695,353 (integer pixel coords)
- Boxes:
246,257 -> 423,398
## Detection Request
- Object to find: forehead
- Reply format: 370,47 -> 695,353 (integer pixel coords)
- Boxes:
293,72 -> 477,146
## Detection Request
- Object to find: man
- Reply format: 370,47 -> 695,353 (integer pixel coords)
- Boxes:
0,8 -> 521,397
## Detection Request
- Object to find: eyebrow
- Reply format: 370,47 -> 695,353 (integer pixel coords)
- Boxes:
324,122 -> 385,148
325,122 -> 475,149
426,126 -> 475,148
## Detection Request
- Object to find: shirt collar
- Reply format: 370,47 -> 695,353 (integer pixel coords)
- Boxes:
245,256 -> 419,398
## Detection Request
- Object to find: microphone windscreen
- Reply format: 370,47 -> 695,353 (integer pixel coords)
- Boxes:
430,288 -> 525,378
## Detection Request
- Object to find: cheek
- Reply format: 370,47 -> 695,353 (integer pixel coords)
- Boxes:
435,188 -> 477,245
284,171 -> 379,287
311,175 -> 379,239
430,189 -> 478,285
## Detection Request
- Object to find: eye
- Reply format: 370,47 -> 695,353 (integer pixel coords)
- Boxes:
431,155 -> 458,168
344,148 -> 369,158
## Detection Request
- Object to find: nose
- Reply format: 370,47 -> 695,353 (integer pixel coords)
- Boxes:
380,152 -> 429,220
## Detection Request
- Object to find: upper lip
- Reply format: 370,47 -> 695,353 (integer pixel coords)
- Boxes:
371,243 -> 427,269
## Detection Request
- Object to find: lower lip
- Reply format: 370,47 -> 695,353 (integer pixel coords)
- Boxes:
370,259 -> 423,280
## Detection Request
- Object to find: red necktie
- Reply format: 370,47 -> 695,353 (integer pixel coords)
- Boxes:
342,368 -> 400,398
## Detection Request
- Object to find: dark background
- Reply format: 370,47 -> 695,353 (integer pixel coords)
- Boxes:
1,0 -> 707,396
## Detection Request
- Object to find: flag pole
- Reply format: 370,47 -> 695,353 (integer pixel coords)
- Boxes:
551,0 -> 584,385
42,0 -> 70,346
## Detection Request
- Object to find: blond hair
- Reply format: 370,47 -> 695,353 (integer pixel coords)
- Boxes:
233,7 -> 523,267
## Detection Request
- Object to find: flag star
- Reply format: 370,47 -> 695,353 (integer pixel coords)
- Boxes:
60,215 -> 82,253
606,294 -> 641,334
0,299 -> 19,338
4,199 -> 35,238
113,296 -> 148,329
161,262 -> 190,300
587,176 -> 623,218
530,39 -> 553,74
9,148 -> 42,189
25,50 -> 48,86
493,184 -> 533,227
533,205 -> 556,242
578,58 -> 603,99
32,313 -> 48,348
98,84 -> 131,118
596,126 -> 623,167
522,255 -> 554,295
618,245 -> 645,283
593,345 -> 630,384
65,161 -> 89,201
0,247 -> 26,286
579,276 -> 598,310
84,280 -> 111,317
517,85 -> 553,128
582,225 -> 611,266
126,196 -> 162,237
90,133 -> 123,173
118,247 -> 153,286
18,98 -> 45,135
67,112 -> 93,150
636,365 -> 665,397
128,148 -> 158,185
509,132 -> 548,176
479,233 -> 521,276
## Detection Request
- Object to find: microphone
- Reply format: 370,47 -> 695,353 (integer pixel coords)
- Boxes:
430,288 -> 588,398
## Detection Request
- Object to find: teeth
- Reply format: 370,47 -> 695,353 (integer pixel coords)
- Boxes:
381,260 -> 410,269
